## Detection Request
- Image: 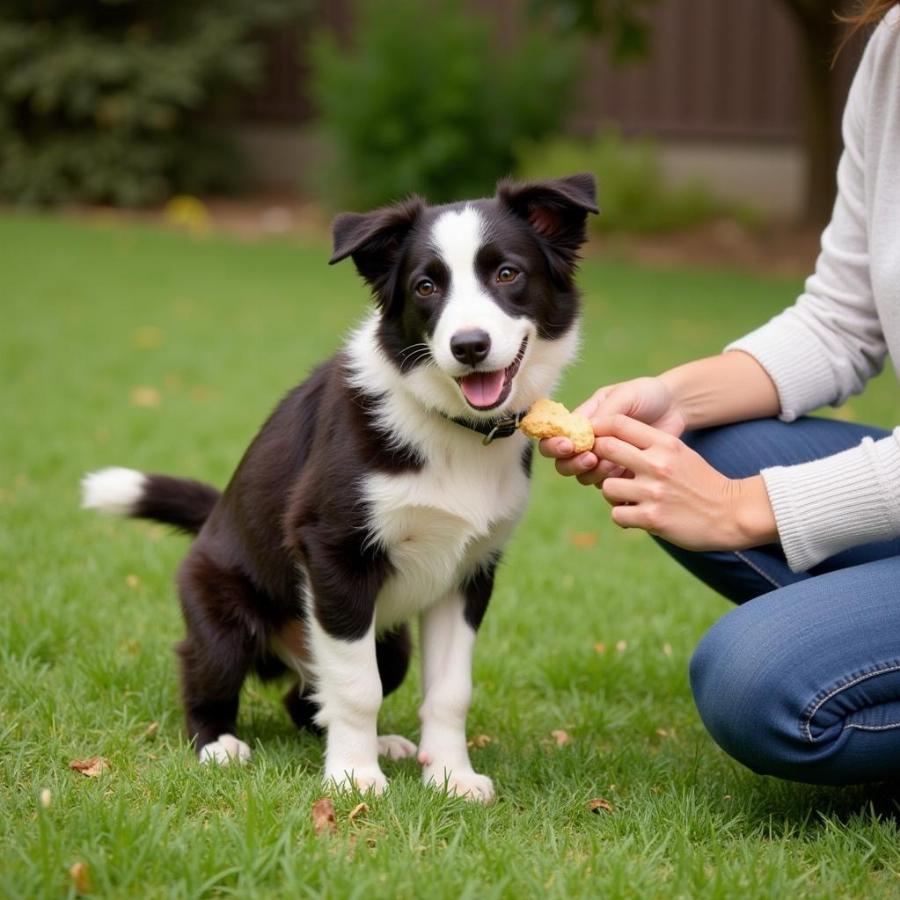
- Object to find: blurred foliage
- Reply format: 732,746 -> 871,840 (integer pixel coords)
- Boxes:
517,129 -> 748,233
529,0 -> 659,62
309,0 -> 581,210
0,0 -> 310,206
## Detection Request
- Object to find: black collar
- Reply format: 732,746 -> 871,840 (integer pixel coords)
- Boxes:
445,410 -> 528,445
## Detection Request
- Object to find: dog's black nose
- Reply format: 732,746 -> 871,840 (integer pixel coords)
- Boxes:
450,329 -> 491,366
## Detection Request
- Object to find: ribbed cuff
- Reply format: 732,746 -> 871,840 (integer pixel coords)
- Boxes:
725,318 -> 840,421
761,429 -> 900,572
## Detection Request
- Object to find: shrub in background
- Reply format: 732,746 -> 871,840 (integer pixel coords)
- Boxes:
517,129 -> 747,233
0,0 -> 309,206
310,0 -> 581,210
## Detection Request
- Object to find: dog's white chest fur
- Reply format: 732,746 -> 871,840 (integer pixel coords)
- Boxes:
366,438 -> 530,631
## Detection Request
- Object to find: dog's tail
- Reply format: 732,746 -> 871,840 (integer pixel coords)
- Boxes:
80,467 -> 220,535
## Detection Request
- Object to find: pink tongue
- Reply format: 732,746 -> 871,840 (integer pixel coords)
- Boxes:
459,370 -> 506,408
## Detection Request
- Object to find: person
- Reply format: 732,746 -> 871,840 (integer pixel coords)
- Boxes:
541,0 -> 900,786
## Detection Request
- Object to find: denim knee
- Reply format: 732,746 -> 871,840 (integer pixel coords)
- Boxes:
689,610 -> 802,780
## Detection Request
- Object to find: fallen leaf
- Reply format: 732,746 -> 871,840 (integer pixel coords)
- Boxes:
569,531 -> 598,548
40,788 -> 52,808
125,574 -> 140,589
312,797 -> 337,836
615,640 -> 627,653
593,642 -> 606,655
69,756 -> 108,777
467,734 -> 493,749
143,721 -> 158,740
551,729 -> 571,747
662,642 -> 673,657
164,195 -> 211,237
130,386 -> 161,408
588,797 -> 614,814
69,861 -> 91,893
132,325 -> 164,349
348,802 -> 369,823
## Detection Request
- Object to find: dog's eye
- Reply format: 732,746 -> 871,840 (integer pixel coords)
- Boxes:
497,266 -> 519,284
415,279 -> 436,297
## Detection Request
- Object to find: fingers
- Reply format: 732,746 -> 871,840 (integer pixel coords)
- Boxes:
538,436 -> 574,459
594,414 -> 663,450
556,452 -> 598,477
611,504 -> 650,531
600,477 -> 641,505
592,435 -> 644,473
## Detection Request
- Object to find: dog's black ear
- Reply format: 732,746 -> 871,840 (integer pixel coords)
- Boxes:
329,196 -> 424,301
497,173 -> 598,281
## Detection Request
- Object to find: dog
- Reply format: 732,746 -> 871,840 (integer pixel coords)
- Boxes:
81,173 -> 597,801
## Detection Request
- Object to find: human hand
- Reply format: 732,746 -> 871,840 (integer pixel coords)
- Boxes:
539,376 -> 686,482
594,415 -> 777,551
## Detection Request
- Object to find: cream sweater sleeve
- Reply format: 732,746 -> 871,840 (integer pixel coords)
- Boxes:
724,15 -> 900,572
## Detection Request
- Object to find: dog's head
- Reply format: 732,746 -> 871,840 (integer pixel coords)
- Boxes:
331,174 -> 597,420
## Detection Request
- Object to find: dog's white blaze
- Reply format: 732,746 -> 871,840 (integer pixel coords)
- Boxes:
418,594 -> 494,801
306,614 -> 389,793
429,207 -> 526,377
80,467 -> 146,515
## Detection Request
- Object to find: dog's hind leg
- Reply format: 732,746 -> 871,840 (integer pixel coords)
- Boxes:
176,552 -> 259,765
374,624 -> 417,760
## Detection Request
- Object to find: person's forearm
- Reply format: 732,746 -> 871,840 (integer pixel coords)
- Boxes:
659,351 -> 780,431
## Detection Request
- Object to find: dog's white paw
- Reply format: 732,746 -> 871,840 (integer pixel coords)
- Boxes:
423,765 -> 495,803
199,733 -> 251,765
325,765 -> 389,795
377,734 -> 417,760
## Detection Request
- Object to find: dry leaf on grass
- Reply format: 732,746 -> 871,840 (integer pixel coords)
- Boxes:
615,640 -> 628,653
594,642 -> 606,655
40,788 -> 52,808
125,574 -> 140,589
132,325 -> 164,349
69,861 -> 91,893
551,729 -> 571,747
467,734 -> 494,749
130,386 -> 161,408
69,756 -> 108,777
569,531 -> 598,548
662,642 -> 673,657
312,797 -> 337,836
588,797 -> 614,814
143,721 -> 159,740
348,802 -> 369,823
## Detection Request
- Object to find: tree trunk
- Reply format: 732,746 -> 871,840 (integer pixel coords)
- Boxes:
798,15 -> 842,224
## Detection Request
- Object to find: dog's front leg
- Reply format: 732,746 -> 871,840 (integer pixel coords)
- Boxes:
418,593 -> 494,802
308,612 -> 388,794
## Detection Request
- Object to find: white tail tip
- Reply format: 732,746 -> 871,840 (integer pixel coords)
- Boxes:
81,467 -> 146,515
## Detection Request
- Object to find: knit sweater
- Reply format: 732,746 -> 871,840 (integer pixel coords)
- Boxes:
725,9 -> 900,572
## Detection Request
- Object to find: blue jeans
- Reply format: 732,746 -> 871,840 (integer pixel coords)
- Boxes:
661,417 -> 900,785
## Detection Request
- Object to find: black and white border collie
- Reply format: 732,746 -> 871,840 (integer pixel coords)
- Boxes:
82,174 -> 597,802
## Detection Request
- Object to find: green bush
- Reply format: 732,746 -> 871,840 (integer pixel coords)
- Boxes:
0,0 -> 309,206
310,0 -> 581,210
516,129 -> 742,233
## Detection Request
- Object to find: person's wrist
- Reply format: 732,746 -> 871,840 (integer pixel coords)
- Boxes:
728,475 -> 778,549
654,371 -> 689,434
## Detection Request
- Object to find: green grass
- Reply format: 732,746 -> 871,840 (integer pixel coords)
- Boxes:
3,213 -> 900,899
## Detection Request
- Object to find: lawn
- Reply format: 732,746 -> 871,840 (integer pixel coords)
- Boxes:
3,213 -> 900,899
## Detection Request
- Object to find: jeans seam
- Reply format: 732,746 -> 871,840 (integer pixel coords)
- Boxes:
732,550 -> 782,590
802,662 -> 900,742
845,721 -> 900,732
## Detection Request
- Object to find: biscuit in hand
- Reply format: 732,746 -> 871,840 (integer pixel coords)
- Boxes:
519,398 -> 595,453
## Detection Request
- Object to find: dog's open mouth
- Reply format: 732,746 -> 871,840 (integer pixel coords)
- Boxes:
456,337 -> 528,411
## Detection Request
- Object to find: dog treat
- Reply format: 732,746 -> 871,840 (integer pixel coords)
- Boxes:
519,398 -> 595,453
